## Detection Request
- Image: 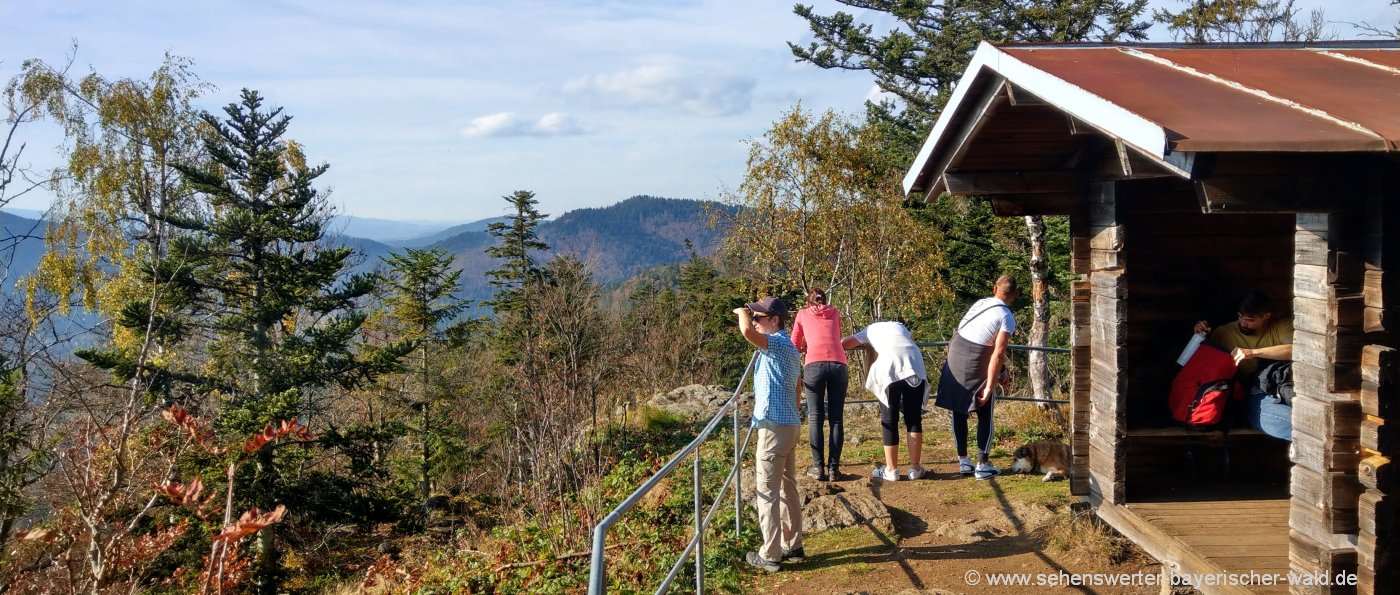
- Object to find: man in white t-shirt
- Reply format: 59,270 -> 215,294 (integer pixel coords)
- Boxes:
935,275 -> 1019,480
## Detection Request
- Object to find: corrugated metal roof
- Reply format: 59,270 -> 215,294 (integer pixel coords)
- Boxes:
904,41 -> 1400,198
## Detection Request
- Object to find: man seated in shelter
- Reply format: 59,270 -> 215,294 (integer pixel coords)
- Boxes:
1193,290 -> 1294,441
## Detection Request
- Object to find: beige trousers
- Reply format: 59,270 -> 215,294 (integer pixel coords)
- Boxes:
754,425 -> 803,562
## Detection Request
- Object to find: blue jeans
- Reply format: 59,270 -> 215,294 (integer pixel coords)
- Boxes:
1241,389 -> 1292,441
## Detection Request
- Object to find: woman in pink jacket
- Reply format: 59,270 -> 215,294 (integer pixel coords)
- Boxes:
791,287 -> 848,481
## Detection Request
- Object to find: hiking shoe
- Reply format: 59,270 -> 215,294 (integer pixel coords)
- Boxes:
745,551 -> 780,573
781,547 -> 806,563
872,465 -> 898,481
827,464 -> 841,480
907,465 -> 927,480
806,465 -> 828,481
958,460 -> 975,475
974,463 -> 1000,480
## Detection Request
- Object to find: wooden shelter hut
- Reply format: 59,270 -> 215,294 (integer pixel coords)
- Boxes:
903,41 -> 1400,594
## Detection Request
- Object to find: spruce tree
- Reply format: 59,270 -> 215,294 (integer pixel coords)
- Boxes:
170,89 -> 407,594
484,190 -> 549,317
381,247 -> 468,529
483,190 -> 549,364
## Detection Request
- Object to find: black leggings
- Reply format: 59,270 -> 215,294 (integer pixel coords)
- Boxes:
880,379 -> 925,446
952,399 -> 996,457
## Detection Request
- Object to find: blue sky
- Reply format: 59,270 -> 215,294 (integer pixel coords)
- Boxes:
3,0 -> 1397,223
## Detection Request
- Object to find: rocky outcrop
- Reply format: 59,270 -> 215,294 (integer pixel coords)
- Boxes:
646,384 -> 750,422
738,467 -> 894,534
926,501 -> 1060,541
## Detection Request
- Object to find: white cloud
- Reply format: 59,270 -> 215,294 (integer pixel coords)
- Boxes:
459,112 -> 586,138
562,63 -> 756,117
533,112 -> 585,135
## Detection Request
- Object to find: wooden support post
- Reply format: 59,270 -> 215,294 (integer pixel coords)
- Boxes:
1356,175 -> 1400,595
1086,181 -> 1126,505
1070,274 -> 1091,496
1292,210 -> 1369,590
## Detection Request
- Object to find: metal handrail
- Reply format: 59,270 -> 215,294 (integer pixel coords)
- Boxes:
587,352 -> 758,595
839,341 -> 1073,405
587,339 -> 1073,593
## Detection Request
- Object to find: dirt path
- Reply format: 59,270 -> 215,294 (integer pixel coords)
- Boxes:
750,409 -> 1163,595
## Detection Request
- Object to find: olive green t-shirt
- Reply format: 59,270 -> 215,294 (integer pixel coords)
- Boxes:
1208,317 -> 1294,378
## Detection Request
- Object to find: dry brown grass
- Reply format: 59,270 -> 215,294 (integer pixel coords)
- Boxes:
1036,507 -> 1138,566
999,401 -> 1069,443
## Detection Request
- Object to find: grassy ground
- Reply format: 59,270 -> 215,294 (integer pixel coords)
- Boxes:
748,401 -> 1160,594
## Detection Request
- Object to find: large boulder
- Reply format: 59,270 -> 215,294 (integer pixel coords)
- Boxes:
646,384 -> 748,422
737,467 -> 893,533
804,487 -> 894,533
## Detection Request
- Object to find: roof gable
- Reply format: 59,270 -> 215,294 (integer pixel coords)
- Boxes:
904,41 -> 1400,200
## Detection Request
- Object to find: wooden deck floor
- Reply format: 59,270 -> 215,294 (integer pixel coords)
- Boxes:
1124,498 -> 1291,595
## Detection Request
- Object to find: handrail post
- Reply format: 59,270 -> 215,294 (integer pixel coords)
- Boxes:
733,402 -> 741,536
694,455 -> 704,594
588,523 -> 606,594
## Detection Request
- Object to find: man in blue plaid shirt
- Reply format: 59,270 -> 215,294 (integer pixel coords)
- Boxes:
733,296 -> 803,572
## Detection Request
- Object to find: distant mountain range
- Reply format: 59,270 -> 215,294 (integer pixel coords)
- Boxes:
390,216 -> 513,248
328,216 -> 457,243
0,210 -> 47,286
2,196 -> 733,313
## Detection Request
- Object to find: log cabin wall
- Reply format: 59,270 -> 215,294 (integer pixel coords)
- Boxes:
1070,245 -> 1091,497
1083,181 -> 1127,505
1289,210 -> 1364,593
1356,157 -> 1399,595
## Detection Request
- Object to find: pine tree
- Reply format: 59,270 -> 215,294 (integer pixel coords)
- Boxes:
381,247 -> 468,529
1153,0 -> 1326,42
791,0 -> 1150,146
484,190 -> 549,319
170,89 -> 408,594
483,190 -> 549,365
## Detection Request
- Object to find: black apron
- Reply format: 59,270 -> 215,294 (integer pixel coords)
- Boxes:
935,333 -> 991,413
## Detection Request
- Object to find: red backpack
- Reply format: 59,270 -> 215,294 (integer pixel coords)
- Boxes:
1168,343 -> 1239,430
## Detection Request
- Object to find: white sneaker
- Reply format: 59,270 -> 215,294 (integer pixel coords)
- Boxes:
872,465 -> 898,481
907,466 -> 926,480
974,463 -> 1000,480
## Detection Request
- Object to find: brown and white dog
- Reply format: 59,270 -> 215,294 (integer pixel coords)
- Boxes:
1010,440 -> 1070,482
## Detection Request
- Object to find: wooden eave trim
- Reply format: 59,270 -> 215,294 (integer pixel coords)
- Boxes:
918,76 -> 1010,201
942,171 -> 1085,196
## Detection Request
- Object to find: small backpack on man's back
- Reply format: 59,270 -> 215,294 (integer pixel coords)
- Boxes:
1168,343 -> 1239,430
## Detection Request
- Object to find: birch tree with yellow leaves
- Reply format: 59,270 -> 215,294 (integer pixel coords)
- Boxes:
722,105 -> 948,327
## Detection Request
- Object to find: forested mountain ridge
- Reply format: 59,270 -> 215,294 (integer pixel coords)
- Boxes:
393,215 -> 511,248
537,195 -> 731,282
1,197 -> 730,310
329,215 -> 459,243
430,195 -> 732,308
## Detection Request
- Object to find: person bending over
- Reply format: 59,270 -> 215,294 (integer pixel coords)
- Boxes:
842,319 -> 929,481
